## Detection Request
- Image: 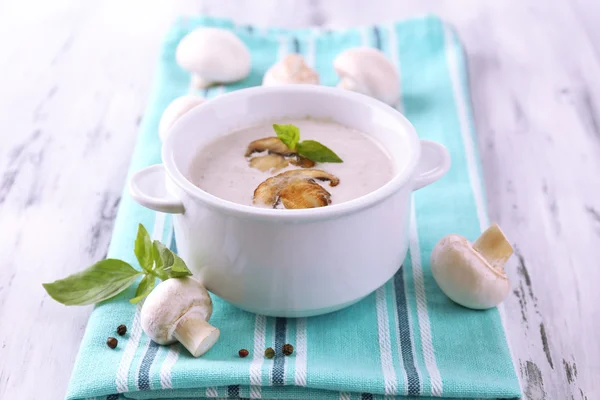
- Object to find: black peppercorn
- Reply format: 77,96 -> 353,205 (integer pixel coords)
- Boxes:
238,349 -> 249,358
264,347 -> 275,359
282,343 -> 294,356
116,324 -> 127,336
107,337 -> 118,349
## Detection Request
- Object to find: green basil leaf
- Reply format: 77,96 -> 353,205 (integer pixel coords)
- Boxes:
169,253 -> 193,278
297,140 -> 343,163
273,124 -> 300,150
134,224 -> 153,272
151,241 -> 169,281
153,240 -> 174,270
152,241 -> 163,269
129,274 -> 157,304
153,240 -> 192,278
42,259 -> 142,306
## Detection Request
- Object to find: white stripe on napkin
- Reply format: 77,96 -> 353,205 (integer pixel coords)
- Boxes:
360,26 -> 371,46
249,314 -> 267,398
158,216 -> 181,389
159,344 -> 179,389
294,317 -> 307,386
116,303 -> 143,392
389,281 -> 409,395
205,386 -> 219,397
375,286 -> 398,395
277,34 -> 288,59
115,211 -> 166,392
339,392 -> 351,400
409,203 -> 443,396
163,225 -> 173,252
305,32 -> 316,70
441,27 -> 488,232
385,22 -> 403,112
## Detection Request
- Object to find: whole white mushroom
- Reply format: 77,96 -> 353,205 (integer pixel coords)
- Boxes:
141,277 -> 219,357
262,54 -> 319,86
333,47 -> 400,106
176,27 -> 251,88
430,223 -> 513,310
158,95 -> 205,142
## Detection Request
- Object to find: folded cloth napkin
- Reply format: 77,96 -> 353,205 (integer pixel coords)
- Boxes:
66,14 -> 521,400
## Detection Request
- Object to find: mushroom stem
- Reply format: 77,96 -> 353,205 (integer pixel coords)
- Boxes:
338,76 -> 364,95
191,74 -> 212,89
472,223 -> 513,272
173,309 -> 220,357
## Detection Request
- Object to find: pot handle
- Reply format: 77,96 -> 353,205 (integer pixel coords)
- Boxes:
129,164 -> 185,214
413,140 -> 451,191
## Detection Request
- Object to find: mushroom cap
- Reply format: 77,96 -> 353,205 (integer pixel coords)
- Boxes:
253,169 -> 339,207
158,95 -> 205,142
262,54 -> 319,86
175,27 -> 251,85
277,180 -> 331,209
140,277 -> 213,345
333,47 -> 400,106
249,154 -> 289,172
245,137 -> 293,157
430,234 -> 510,310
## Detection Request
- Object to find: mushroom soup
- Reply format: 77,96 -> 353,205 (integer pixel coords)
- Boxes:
189,118 -> 395,209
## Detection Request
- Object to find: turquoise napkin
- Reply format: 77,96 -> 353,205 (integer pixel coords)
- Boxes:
66,15 -> 521,400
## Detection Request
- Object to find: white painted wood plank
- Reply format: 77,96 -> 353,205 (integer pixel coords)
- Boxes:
455,3 -> 600,399
0,1 -> 199,398
0,1 -> 597,399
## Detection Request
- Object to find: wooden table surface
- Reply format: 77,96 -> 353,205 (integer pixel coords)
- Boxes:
1,1 -> 598,399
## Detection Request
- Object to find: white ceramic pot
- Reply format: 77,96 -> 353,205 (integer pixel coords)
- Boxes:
129,85 -> 450,317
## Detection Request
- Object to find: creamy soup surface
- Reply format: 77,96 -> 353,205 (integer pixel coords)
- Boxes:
189,118 -> 395,207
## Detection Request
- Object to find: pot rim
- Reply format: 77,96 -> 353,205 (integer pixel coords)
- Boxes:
162,85 -> 420,221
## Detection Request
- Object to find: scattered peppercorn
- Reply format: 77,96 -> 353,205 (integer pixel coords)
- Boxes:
116,324 -> 127,336
282,343 -> 294,356
107,337 -> 118,349
264,347 -> 275,359
238,349 -> 249,358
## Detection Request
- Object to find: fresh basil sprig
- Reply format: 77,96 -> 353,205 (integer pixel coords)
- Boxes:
42,224 -> 192,306
273,124 -> 343,163
42,259 -> 143,306
296,140 -> 343,163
